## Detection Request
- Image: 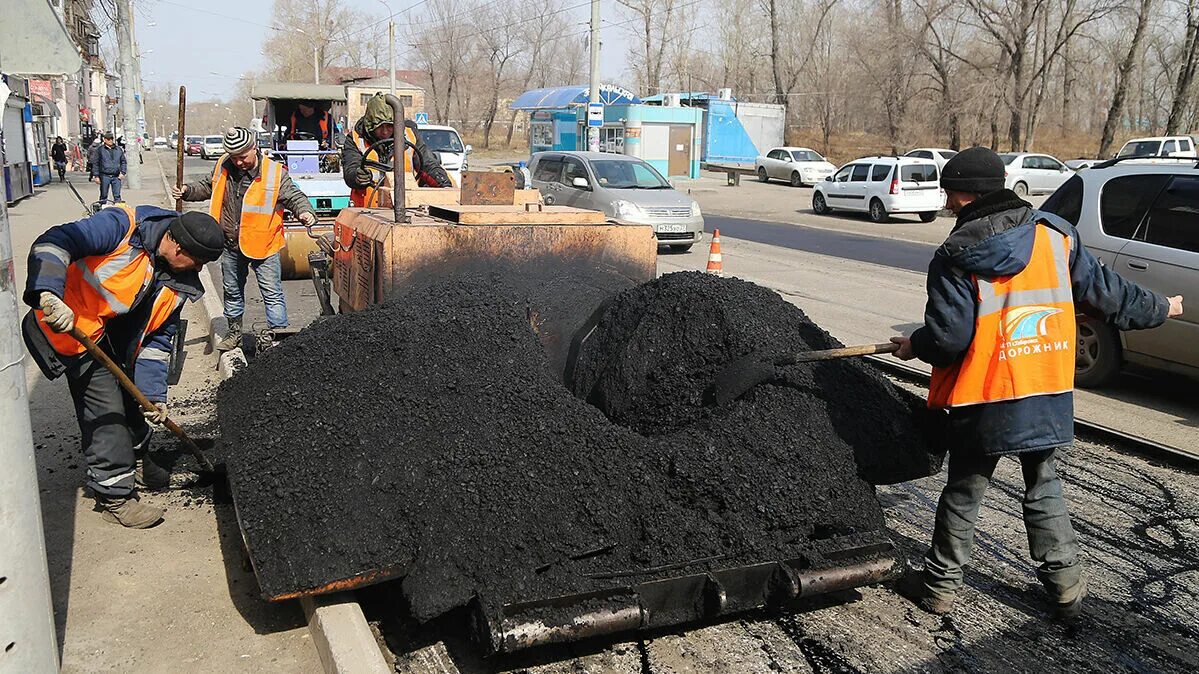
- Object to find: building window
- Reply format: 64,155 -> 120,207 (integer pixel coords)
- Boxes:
531,123 -> 553,148
401,95 -> 413,107
600,127 -> 624,154
361,93 -> 413,107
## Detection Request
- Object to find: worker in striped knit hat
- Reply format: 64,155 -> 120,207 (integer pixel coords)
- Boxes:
173,127 -> 317,352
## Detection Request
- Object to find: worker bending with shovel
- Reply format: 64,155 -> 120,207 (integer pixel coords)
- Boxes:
890,147 -> 1183,620
342,92 -> 452,207
23,206 -> 224,528
172,127 -> 317,352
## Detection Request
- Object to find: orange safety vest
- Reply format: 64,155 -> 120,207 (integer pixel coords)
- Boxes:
36,205 -> 185,358
290,111 -> 330,141
349,126 -> 416,207
928,223 -> 1076,409
209,153 -> 286,259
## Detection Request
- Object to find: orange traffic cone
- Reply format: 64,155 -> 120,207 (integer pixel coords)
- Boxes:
706,229 -> 723,276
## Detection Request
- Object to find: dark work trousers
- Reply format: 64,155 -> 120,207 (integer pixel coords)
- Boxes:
99,174 -> 122,203
64,349 -> 151,498
924,447 -> 1082,599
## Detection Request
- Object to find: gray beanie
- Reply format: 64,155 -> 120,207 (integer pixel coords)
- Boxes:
222,126 -> 255,155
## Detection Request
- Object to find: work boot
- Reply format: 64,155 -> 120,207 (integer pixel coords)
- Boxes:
1052,576 -> 1087,622
96,494 -> 165,529
217,318 -> 242,352
255,328 -> 277,354
894,571 -> 956,615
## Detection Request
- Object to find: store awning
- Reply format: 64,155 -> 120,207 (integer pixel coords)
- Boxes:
510,85 -> 641,111
0,0 -> 81,75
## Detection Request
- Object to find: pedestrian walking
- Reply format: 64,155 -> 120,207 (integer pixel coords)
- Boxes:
889,147 -> 1184,621
23,206 -> 224,528
51,136 -> 68,182
171,127 -> 317,351
89,132 -> 126,203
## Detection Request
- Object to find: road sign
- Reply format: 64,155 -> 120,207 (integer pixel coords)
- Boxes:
587,102 -> 604,128
414,112 -> 429,125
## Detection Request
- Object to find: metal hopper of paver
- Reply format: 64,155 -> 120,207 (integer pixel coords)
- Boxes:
221,95 -> 938,655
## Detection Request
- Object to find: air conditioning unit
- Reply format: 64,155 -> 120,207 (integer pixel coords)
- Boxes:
717,88 -> 733,100
661,94 -> 681,107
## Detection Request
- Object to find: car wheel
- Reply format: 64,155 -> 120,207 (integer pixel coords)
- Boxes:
919,211 -> 938,223
1075,318 -> 1121,388
812,191 -> 831,215
790,171 -> 803,187
869,198 -> 889,223
1013,181 -> 1029,197
757,167 -> 769,182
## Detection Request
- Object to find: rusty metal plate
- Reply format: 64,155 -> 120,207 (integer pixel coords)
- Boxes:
460,170 -> 516,205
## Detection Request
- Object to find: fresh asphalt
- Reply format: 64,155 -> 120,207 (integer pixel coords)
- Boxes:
704,214 -> 937,274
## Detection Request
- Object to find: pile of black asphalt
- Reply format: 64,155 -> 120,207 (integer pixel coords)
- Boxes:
218,268 -> 938,625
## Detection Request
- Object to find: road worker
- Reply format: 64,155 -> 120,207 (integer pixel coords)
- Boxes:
889,146 -> 1184,620
23,207 -> 224,528
172,127 -> 317,352
342,92 -> 451,207
289,100 -> 335,149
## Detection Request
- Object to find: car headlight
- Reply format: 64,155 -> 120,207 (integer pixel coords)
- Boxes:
691,201 -> 702,217
613,200 -> 642,219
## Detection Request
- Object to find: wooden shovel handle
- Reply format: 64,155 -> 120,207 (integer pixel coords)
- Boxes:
779,342 -> 901,365
69,327 -> 214,472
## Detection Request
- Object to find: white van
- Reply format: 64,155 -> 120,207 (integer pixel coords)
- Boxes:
415,124 -> 471,186
812,156 -> 945,222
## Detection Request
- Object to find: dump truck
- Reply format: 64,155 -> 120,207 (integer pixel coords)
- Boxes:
225,95 -> 918,655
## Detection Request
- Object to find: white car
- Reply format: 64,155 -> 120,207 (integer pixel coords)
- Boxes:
200,135 -> 224,160
755,147 -> 836,187
415,124 -> 470,186
1065,159 -> 1101,170
998,153 -> 1072,196
1115,135 -> 1198,160
811,156 -> 944,223
153,136 -> 168,149
904,148 -> 958,171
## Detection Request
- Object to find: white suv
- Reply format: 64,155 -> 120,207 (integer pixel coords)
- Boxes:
1115,135 -> 1197,160
812,156 -> 945,223
1040,160 -> 1198,386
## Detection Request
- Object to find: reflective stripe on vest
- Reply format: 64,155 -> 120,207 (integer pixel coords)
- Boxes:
36,206 -> 183,358
209,154 -> 286,259
349,126 -> 416,208
927,224 -> 1076,409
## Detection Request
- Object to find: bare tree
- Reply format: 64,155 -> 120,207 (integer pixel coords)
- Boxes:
1166,0 -> 1199,132
1098,0 -> 1154,156
618,0 -> 678,95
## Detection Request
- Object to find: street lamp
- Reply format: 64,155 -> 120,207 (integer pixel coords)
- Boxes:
276,25 -> 321,84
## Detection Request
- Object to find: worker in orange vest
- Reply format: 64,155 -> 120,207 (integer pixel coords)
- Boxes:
341,93 -> 451,207
289,100 -> 335,149
889,147 -> 1184,621
23,206 -> 224,528
172,127 -> 317,351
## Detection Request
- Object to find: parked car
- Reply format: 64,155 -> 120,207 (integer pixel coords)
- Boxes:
904,147 -> 958,172
1040,163 -> 1198,386
754,147 -> 836,186
415,124 -> 470,187
1066,158 -> 1101,170
528,151 -> 704,251
185,135 -> 202,156
169,132 -> 178,149
153,136 -> 168,149
998,152 -> 1072,196
811,156 -> 944,223
200,134 -> 224,159
1115,135 -> 1198,160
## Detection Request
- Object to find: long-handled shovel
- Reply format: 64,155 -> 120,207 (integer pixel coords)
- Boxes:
69,327 -> 221,475
707,342 -> 901,405
175,85 -> 186,212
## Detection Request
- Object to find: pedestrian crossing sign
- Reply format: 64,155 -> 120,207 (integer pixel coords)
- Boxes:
414,112 -> 429,125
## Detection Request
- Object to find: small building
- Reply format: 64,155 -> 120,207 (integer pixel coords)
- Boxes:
641,91 -> 785,167
342,77 -> 426,125
511,85 -> 704,179
2,75 -> 35,202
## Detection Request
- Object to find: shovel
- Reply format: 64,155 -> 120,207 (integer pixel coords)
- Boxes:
707,342 -> 901,406
69,327 -> 222,476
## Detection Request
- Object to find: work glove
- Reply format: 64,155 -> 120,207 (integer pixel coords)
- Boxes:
298,211 -> 317,227
170,185 -> 188,200
39,292 -> 75,333
143,402 -> 169,425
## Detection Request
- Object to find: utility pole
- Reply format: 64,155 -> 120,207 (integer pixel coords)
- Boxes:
389,19 -> 396,95
588,0 -> 600,152
115,0 -> 142,188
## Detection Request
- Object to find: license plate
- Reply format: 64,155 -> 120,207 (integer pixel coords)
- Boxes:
658,224 -> 688,233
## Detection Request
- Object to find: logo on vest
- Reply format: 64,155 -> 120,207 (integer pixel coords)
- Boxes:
998,305 -> 1069,361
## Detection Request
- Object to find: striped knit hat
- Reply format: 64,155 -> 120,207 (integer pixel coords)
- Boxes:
222,126 -> 255,154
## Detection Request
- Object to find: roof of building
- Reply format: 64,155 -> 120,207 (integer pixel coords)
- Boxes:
344,76 -> 423,91
327,67 -> 426,85
250,83 -> 347,101
641,91 -> 730,103
510,85 -> 641,110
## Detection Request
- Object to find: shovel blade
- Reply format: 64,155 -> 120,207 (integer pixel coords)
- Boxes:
706,356 -> 780,406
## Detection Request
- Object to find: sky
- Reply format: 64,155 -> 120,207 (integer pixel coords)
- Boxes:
132,0 -> 632,104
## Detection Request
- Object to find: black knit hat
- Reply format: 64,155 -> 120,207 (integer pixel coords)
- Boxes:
169,211 -> 224,262
940,147 -> 1006,194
